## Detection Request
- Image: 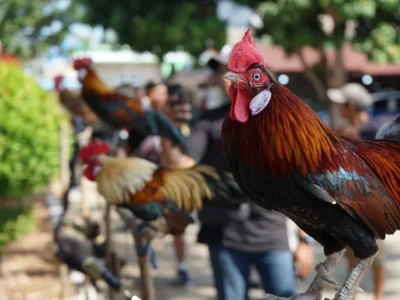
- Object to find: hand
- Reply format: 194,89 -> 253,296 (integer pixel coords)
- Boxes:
164,101 -> 192,127
160,139 -> 195,168
338,125 -> 360,139
294,242 -> 315,280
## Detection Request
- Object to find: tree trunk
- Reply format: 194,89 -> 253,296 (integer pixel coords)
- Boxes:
298,44 -> 347,129
298,48 -> 329,105
327,43 -> 347,88
326,43 -> 347,130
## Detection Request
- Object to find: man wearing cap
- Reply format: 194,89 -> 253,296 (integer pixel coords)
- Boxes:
328,83 -> 385,300
327,83 -> 372,138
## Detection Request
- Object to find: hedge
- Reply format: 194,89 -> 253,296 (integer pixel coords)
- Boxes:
0,62 -> 64,197
0,206 -> 35,253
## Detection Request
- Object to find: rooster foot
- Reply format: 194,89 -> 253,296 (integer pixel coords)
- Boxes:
258,292 -> 323,300
314,263 -> 340,290
330,254 -> 375,300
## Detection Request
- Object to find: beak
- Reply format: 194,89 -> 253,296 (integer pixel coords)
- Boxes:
265,82 -> 274,89
224,72 -> 242,83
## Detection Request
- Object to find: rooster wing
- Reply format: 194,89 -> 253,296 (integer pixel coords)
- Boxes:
293,142 -> 400,239
81,71 -> 187,151
96,156 -> 219,221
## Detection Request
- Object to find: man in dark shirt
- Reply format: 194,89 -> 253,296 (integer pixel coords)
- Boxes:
162,54 -> 314,300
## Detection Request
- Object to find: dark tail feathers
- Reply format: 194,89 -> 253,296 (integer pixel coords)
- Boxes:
145,109 -> 188,153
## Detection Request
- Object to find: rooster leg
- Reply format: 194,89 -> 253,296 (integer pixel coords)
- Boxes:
258,250 -> 345,300
331,253 -> 377,300
306,249 -> 345,294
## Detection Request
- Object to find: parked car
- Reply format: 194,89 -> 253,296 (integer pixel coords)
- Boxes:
370,90 -> 400,125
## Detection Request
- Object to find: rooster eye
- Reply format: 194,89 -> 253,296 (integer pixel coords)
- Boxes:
252,73 -> 261,81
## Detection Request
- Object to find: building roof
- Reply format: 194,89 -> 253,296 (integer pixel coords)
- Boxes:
257,43 -> 400,75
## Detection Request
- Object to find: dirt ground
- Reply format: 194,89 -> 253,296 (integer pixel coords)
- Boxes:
0,200 -> 76,300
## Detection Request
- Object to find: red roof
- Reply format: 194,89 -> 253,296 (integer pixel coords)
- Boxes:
257,43 -> 400,75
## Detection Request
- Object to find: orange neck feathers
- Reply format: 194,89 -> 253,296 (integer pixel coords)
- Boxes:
223,84 -> 340,177
82,69 -> 114,95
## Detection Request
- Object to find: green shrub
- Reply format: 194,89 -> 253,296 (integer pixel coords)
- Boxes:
0,206 -> 35,252
0,62 -> 64,197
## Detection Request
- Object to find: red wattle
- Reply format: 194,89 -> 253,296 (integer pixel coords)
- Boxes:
84,166 -> 96,181
229,86 -> 250,123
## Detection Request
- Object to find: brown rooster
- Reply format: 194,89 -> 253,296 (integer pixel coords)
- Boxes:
79,139 -> 220,235
221,29 -> 400,300
73,58 -> 187,153
54,75 -> 99,125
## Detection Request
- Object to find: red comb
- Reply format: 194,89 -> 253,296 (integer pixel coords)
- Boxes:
228,28 -> 264,73
73,57 -> 93,70
79,140 -> 110,163
54,75 -> 64,83
54,75 -> 64,90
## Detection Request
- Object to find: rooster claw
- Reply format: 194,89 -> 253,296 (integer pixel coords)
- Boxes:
257,295 -> 287,300
332,287 -> 364,293
258,293 -> 322,300
315,263 -> 338,285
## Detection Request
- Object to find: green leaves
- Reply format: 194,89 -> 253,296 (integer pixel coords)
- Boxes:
240,0 -> 400,63
0,207 -> 35,253
77,0 -> 226,59
0,63 -> 64,198
0,0 -> 80,57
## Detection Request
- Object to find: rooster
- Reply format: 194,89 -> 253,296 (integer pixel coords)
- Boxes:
54,75 -> 99,125
54,221 -> 126,293
221,29 -> 400,300
73,58 -> 187,153
79,139 -> 220,235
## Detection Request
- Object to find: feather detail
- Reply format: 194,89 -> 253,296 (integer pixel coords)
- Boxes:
307,144 -> 400,238
347,139 -> 400,207
96,156 -> 158,205
159,165 -> 220,211
81,70 -> 115,96
96,155 -> 220,214
223,83 -> 339,177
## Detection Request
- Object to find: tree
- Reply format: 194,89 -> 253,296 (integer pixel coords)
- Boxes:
237,0 -> 400,104
0,0 -> 82,57
76,0 -> 227,59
